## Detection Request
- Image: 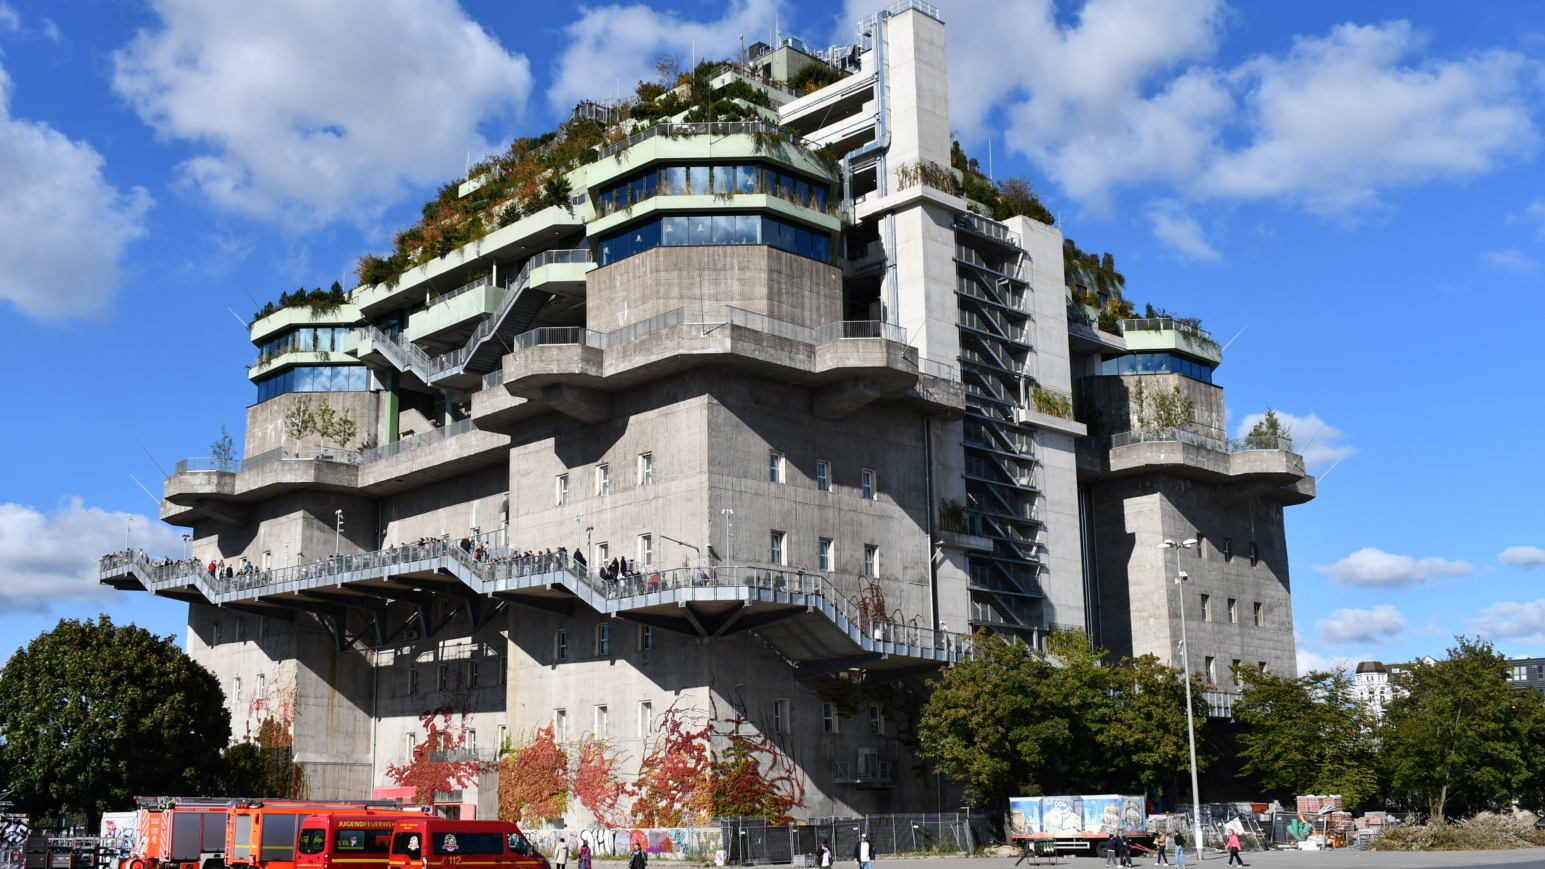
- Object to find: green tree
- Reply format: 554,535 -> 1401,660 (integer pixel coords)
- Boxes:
1230,665 -> 1379,806
211,424 -> 238,471
1381,637 -> 1545,817
1245,407 -> 1293,450
0,616 -> 230,826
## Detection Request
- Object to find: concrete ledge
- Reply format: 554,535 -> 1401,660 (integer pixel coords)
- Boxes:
164,470 -> 237,505
937,530 -> 994,553
358,429 -> 510,495
1229,448 -> 1306,482
504,343 -> 606,398
236,458 -> 361,499
470,382 -> 549,433
855,185 -> 969,222
1018,407 -> 1087,437
812,378 -> 884,420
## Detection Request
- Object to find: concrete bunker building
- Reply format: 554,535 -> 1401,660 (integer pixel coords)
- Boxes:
102,0 -> 1314,820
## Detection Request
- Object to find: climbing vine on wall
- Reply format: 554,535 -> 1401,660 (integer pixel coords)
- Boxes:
630,702 -> 714,826
385,675 -> 481,806
498,724 -> 570,824
573,737 -> 628,826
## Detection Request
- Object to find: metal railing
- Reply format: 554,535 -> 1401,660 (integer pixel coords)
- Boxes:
958,274 -> 1028,313
513,326 -> 604,350
1119,317 -> 1214,342
1090,427 -> 1295,456
962,369 -> 1015,404
481,370 -> 504,390
919,357 -> 959,382
1029,384 -> 1076,420
174,457 -> 239,473
954,244 -> 1024,280
596,121 -> 816,161
959,309 -> 1028,344
424,274 -> 494,309
811,320 -> 907,343
1202,690 -> 1239,718
1229,435 -> 1294,452
965,455 -> 1035,488
241,443 -> 363,471
954,212 -> 1021,248
359,417 -> 480,464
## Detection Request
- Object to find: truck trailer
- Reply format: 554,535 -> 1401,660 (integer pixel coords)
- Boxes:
1009,795 -> 1151,858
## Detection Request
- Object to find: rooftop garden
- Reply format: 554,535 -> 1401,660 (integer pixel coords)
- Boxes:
251,282 -> 348,324
950,142 -> 1056,224
352,52 -> 848,292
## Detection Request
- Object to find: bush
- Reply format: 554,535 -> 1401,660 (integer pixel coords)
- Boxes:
1369,813 -> 1545,851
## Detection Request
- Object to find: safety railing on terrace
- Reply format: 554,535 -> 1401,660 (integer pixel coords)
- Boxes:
1029,384 -> 1076,420
919,357 -> 959,382
514,326 -> 605,350
596,122 -> 816,161
242,443 -> 363,471
954,212 -> 1022,248
811,320 -> 907,343
506,305 -> 911,356
424,274 -> 494,309
1080,427 -> 1297,456
174,457 -> 240,473
1118,317 -> 1213,342
1202,690 -> 1239,718
359,417 -> 480,464
481,370 -> 504,390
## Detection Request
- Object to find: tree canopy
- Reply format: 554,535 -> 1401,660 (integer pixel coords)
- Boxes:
0,616 -> 230,825
918,630 -> 1202,809
1230,664 -> 1379,805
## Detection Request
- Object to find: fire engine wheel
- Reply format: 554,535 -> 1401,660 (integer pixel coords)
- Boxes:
128,858 -> 149,869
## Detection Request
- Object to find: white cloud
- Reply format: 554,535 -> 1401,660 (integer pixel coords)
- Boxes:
1314,547 -> 1474,589
547,0 -> 777,112
0,63 -> 151,320
1499,545 -> 1545,571
0,3 -> 19,31
1483,248 -> 1538,275
1296,647 -> 1371,677
0,499 -> 183,613
1316,604 -> 1408,646
1468,599 -> 1545,646
1233,409 -> 1353,471
894,0 -> 1537,253
1527,199 -> 1545,239
1147,200 -> 1220,260
112,0 -> 532,225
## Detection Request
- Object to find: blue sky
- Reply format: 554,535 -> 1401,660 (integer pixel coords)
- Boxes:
1,0 -> 1542,673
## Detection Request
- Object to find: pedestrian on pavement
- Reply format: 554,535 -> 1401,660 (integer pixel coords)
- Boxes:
554,837 -> 570,869
818,842 -> 832,868
1105,835 -> 1119,867
1226,832 -> 1244,866
853,833 -> 874,869
1115,831 -> 1131,868
629,842 -> 647,869
1154,830 -> 1170,865
1173,830 -> 1187,866
578,841 -> 591,869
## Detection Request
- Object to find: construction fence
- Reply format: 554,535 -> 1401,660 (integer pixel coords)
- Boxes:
719,814 -> 982,865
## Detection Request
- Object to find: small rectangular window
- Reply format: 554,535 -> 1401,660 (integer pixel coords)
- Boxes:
469,660 -> 480,688
1205,656 -> 1217,683
596,464 -> 610,496
816,460 -> 830,492
770,531 -> 785,565
639,624 -> 654,650
213,621 -> 223,645
233,677 -> 242,706
869,705 -> 882,735
638,534 -> 653,566
437,664 -> 449,691
257,674 -> 266,699
773,698 -> 789,733
260,616 -> 270,639
236,619 -> 247,642
596,542 -> 609,566
594,705 -> 609,737
1196,532 -> 1207,559
1201,594 -> 1212,621
1228,598 -> 1238,624
1222,538 -> 1233,561
637,701 -> 653,737
1249,542 -> 1259,567
556,474 -> 570,506
863,545 -> 878,577
555,630 -> 569,661
1259,662 -> 1269,674
1232,659 -> 1242,680
554,709 -> 567,743
1253,602 -> 1263,627
818,538 -> 832,571
769,451 -> 784,483
499,654 -> 507,683
404,733 -> 416,761
639,453 -> 653,485
861,468 -> 876,500
408,668 -> 419,695
595,623 -> 611,656
822,702 -> 838,733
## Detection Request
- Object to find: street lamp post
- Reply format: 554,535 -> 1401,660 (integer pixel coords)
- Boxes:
126,516 -> 133,552
1160,537 -> 1204,860
183,534 -> 191,561
334,510 -> 344,557
720,509 -> 734,566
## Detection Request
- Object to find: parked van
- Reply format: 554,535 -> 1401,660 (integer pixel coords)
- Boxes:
227,803 -> 428,869
387,819 -> 546,869
295,815 -> 400,869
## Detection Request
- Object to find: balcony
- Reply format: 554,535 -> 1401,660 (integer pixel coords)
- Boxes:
249,304 -> 361,344
954,211 -> 1022,249
833,755 -> 897,787
1076,427 -> 1315,504
1118,317 -> 1221,365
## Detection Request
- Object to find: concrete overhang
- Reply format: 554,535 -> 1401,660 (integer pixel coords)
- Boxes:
469,382 -> 550,433
249,304 -> 362,344
586,135 -> 838,191
164,470 -> 237,506
585,193 -> 842,238
854,184 -> 970,223
357,429 -> 510,496
1076,440 -> 1318,507
1017,407 -> 1087,437
1068,320 -> 1126,356
778,73 -> 875,131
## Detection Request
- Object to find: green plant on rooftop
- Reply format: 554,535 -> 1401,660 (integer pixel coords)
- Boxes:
251,281 -> 347,323
283,396 -> 357,448
788,59 -> 846,94
1243,407 -> 1293,451
1031,384 -> 1074,420
895,159 -> 957,194
1064,239 -> 1133,333
1129,379 -> 1196,431
950,141 -> 1055,224
1141,302 -> 1203,330
211,424 -> 238,472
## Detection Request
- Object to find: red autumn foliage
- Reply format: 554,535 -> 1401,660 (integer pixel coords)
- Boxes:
573,738 -> 628,826
385,675 -> 481,806
498,724 -> 570,824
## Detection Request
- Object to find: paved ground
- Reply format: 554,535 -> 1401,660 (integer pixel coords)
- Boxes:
596,851 -> 1545,869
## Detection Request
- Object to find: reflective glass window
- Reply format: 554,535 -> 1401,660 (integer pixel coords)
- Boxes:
713,166 -> 733,194
779,220 -> 798,252
712,215 -> 734,245
735,214 -> 760,244
600,189 -> 615,215
662,216 -> 688,246
665,167 -> 687,196
811,185 -> 827,212
689,214 -> 712,244
796,226 -> 814,258
599,237 -> 615,265
629,226 -> 647,253
643,172 -> 657,200
688,166 -> 710,195
811,232 -> 830,262
643,219 -> 661,250
737,165 -> 757,194
795,180 -> 810,207
297,367 -> 315,392
631,177 -> 646,205
615,229 -> 633,259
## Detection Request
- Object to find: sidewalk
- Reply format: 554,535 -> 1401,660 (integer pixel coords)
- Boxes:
594,851 -> 1545,869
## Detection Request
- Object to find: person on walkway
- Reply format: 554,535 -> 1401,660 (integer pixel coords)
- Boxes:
853,833 -> 874,869
577,841 -> 591,869
1173,830 -> 1187,866
1154,830 -> 1169,865
1104,835 -> 1119,867
1226,832 -> 1244,866
628,843 -> 646,869
1114,832 -> 1131,868
818,841 -> 832,868
554,837 -> 570,869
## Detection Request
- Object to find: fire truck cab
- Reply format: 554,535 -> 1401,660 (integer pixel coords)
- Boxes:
387,819 -> 546,869
295,815 -> 398,869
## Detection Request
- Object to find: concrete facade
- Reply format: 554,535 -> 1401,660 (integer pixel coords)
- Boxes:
104,1 -> 1313,825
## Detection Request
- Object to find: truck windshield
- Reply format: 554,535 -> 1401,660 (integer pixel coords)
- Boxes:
298,830 -> 327,855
